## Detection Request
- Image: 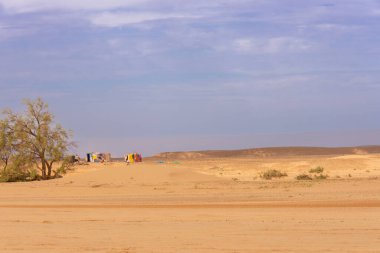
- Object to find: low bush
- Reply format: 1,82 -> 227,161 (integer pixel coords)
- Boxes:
314,174 -> 328,180
309,166 -> 324,173
261,169 -> 288,180
27,169 -> 41,181
0,168 -> 30,182
295,174 -> 313,180
0,155 -> 33,182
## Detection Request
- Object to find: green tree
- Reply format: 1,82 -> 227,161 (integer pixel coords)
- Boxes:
0,119 -> 14,172
0,118 -> 32,182
4,98 -> 73,180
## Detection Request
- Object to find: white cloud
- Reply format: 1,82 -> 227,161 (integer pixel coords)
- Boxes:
0,0 -> 246,14
0,23 -> 33,41
233,37 -> 311,54
90,12 -> 200,27
222,74 -> 315,91
107,38 -> 162,56
0,0 -> 147,13
371,9 -> 380,15
315,23 -> 354,32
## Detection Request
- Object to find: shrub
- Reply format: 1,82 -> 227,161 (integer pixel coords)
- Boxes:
27,169 -> 40,181
261,169 -> 288,180
314,174 -> 328,180
309,166 -> 324,173
0,155 -> 32,182
0,167 -> 29,182
295,174 -> 313,180
52,158 -> 75,179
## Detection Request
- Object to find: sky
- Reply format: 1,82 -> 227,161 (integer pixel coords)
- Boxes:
0,0 -> 380,156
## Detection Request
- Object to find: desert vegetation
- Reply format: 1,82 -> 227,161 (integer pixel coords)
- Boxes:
296,166 -> 328,180
309,166 -> 324,173
261,169 -> 288,180
0,98 -> 73,182
295,174 -> 313,180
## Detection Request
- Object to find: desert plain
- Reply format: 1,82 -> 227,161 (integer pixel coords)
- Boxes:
1,147 -> 380,253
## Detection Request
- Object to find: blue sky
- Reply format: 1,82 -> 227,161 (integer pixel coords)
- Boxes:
1,0 -> 380,156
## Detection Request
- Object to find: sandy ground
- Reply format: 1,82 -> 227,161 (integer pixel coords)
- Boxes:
1,153 -> 380,252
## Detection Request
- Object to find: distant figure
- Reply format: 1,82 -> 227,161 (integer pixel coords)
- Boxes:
136,153 -> 142,162
92,153 -> 97,162
124,154 -> 130,165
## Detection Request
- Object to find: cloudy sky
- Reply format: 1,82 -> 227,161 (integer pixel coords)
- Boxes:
1,0 -> 380,156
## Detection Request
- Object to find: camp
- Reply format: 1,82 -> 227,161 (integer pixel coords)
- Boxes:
124,153 -> 142,164
86,152 -> 111,163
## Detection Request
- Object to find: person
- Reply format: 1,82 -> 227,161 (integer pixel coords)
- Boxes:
124,154 -> 130,165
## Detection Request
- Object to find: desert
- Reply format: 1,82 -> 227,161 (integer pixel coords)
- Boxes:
1,147 -> 380,253
2,1 -> 380,252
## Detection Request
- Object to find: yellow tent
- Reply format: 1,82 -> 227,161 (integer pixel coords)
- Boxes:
128,153 -> 134,163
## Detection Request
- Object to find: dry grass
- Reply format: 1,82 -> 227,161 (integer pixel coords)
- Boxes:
309,166 -> 324,173
261,169 -> 288,180
295,174 -> 313,180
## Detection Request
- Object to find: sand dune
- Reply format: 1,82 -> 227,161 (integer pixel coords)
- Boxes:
153,145 -> 380,159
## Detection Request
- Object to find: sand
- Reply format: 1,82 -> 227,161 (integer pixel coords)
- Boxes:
1,152 -> 380,252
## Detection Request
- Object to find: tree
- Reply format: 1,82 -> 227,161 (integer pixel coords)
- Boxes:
0,119 -> 14,172
4,98 -> 73,180
0,117 -> 32,182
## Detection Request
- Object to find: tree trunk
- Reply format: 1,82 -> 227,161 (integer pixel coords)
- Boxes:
47,161 -> 52,179
2,159 -> 8,173
41,158 -> 47,180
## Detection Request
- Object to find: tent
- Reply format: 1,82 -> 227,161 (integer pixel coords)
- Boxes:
86,152 -> 112,163
124,153 -> 142,163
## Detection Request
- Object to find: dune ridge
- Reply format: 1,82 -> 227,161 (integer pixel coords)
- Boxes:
152,145 -> 380,160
